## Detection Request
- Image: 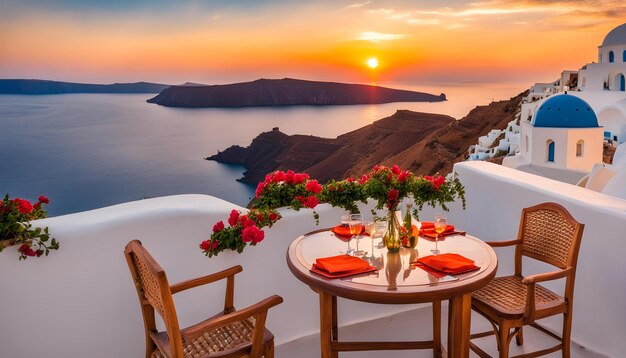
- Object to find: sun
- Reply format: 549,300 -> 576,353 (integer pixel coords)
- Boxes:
367,58 -> 378,69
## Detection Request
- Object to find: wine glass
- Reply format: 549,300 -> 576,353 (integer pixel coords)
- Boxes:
363,221 -> 376,260
349,214 -> 365,256
339,215 -> 355,255
432,214 -> 447,255
374,220 -> 387,249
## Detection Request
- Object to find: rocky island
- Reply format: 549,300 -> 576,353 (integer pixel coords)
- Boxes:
147,78 -> 446,107
208,90 -> 526,183
0,79 -> 169,94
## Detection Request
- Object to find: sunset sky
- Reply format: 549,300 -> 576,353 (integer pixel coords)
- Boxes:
1,0 -> 624,86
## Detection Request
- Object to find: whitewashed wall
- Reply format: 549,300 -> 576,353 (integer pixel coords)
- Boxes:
432,161 -> 625,358
1,161 -> 625,357
0,195 -> 415,358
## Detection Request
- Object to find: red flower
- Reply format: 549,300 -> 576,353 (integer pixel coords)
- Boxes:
271,171 -> 286,183
212,240 -> 219,250
304,196 -> 319,208
255,182 -> 266,198
346,177 -> 355,183
243,218 -> 255,228
285,170 -> 295,184
18,244 -> 37,257
358,175 -> 369,185
33,202 -> 41,209
305,180 -> 322,194
387,189 -> 399,209
200,240 -> 211,251
269,212 -> 279,221
13,198 -> 33,215
293,173 -> 309,184
38,195 -> 49,204
392,165 -> 401,175
228,210 -> 240,226
242,225 -> 265,244
212,221 -> 225,232
398,171 -> 410,182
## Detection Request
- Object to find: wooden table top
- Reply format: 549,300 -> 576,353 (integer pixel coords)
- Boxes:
287,229 -> 498,304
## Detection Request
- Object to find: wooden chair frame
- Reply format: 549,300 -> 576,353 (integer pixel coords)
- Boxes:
469,202 -> 584,358
124,240 -> 283,358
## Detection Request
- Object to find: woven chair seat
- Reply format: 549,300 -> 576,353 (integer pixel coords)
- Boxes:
472,275 -> 565,319
152,315 -> 273,358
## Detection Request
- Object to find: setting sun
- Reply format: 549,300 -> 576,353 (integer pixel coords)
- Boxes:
367,58 -> 378,69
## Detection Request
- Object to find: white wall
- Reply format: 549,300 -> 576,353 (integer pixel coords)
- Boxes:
0,195 -> 416,358
435,161 -> 626,358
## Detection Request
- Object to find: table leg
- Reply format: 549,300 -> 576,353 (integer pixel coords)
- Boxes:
331,295 -> 338,358
319,291 -> 334,358
433,300 -> 442,358
448,293 -> 471,358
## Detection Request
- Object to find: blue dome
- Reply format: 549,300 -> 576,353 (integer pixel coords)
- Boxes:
532,94 -> 599,128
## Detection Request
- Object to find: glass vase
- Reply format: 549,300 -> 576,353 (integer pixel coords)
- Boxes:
384,210 -> 402,252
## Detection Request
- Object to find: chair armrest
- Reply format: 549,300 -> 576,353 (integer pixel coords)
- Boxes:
522,267 -> 572,284
485,239 -> 522,247
521,267 -> 572,324
181,295 -> 284,339
170,265 -> 243,294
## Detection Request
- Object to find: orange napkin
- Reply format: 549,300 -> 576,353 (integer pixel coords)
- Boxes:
311,255 -> 377,278
419,222 -> 458,238
412,253 -> 480,275
331,224 -> 365,238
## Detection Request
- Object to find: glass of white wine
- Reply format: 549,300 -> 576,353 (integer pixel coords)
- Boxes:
432,214 -> 447,255
364,221 -> 376,260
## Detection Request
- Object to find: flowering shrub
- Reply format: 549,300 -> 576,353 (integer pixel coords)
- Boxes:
0,195 -> 59,260
201,166 -> 465,257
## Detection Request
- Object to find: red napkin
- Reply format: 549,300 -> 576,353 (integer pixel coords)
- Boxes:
311,255 -> 377,278
412,253 -> 480,275
419,222 -> 460,238
331,224 -> 365,238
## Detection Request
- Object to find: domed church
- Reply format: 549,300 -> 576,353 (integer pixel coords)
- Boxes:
519,94 -> 604,173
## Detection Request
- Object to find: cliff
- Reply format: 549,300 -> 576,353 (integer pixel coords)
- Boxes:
208,90 -> 527,184
147,78 -> 446,107
0,79 -> 169,94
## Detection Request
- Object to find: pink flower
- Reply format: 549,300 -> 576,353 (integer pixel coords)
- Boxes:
392,165 -> 401,175
242,225 -> 265,244
212,221 -> 225,232
305,180 -> 322,194
304,196 -> 319,208
38,195 -> 49,204
228,210 -> 240,226
13,198 -> 33,215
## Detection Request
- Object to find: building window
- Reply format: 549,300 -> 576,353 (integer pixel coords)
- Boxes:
621,74 -> 626,92
546,140 -> 555,162
576,140 -> 584,157
623,50 -> 626,62
609,51 -> 615,63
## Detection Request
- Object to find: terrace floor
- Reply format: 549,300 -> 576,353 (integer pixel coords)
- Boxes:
277,303 -> 605,358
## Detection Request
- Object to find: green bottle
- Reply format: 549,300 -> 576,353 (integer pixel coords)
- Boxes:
402,203 -> 417,248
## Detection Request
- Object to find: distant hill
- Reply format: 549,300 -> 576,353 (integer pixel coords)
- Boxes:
208,91 -> 527,184
0,79 -> 169,94
147,78 -> 446,107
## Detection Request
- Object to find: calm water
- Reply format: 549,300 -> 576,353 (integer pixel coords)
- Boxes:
0,82 -> 524,216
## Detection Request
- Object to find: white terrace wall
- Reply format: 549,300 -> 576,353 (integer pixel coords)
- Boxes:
1,161 -> 625,357
430,161 -> 625,358
0,195 -> 416,358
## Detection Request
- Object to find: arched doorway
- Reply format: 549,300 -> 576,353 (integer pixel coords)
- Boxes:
623,50 -> 626,62
546,140 -> 555,162
613,74 -> 625,91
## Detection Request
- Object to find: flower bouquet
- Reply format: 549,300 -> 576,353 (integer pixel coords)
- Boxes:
0,195 -> 59,260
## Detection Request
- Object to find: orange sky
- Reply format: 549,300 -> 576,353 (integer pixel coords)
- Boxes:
0,1 -> 624,86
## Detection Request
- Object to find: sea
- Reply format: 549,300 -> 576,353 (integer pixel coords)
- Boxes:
0,82 -> 525,216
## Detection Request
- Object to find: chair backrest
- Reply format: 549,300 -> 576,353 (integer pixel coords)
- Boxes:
124,240 -> 184,357
515,202 -> 584,271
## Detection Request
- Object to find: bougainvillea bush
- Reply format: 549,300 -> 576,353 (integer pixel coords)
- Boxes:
0,195 -> 59,260
201,166 -> 465,257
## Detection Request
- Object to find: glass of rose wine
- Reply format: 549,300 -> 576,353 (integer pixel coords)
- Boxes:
432,214 -> 447,255
340,215 -> 355,255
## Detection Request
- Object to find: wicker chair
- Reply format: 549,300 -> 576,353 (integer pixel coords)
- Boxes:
470,202 -> 584,358
124,240 -> 283,358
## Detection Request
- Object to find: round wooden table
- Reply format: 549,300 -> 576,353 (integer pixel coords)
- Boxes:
286,229 -> 498,358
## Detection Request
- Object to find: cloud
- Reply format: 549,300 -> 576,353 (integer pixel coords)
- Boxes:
407,18 -> 440,25
345,1 -> 370,9
355,31 -> 405,42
